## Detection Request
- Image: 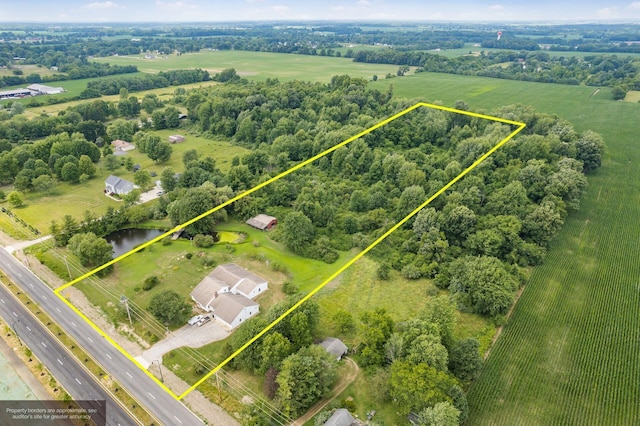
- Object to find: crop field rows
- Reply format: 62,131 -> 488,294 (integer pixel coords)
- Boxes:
467,133 -> 640,425
52,102 -> 525,401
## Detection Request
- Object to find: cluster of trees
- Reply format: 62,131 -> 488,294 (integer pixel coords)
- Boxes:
221,296 -> 339,418
0,132 -> 100,190
166,78 -> 602,321
81,69 -> 210,97
0,63 -> 137,88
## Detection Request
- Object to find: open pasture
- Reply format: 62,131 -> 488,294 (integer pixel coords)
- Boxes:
91,50 -> 401,82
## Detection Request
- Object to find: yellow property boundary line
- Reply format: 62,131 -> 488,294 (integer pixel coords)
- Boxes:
53,102 -> 525,401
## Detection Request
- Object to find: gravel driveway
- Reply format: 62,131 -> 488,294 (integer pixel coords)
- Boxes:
140,320 -> 230,366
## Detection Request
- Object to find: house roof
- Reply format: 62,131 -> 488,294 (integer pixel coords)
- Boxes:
26,84 -> 64,93
324,409 -> 355,426
246,214 -> 277,230
111,139 -> 133,148
105,175 -> 134,193
209,293 -> 258,326
191,276 -> 229,308
210,264 -> 267,290
320,338 -> 348,359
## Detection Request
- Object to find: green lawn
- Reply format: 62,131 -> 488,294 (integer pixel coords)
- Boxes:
92,50 -> 401,82
375,71 -> 640,424
4,133 -> 248,233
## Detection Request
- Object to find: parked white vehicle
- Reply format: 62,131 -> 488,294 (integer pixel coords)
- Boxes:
188,314 -> 203,326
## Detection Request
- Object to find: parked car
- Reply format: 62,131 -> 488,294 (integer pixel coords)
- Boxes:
188,314 -> 203,326
197,315 -> 211,327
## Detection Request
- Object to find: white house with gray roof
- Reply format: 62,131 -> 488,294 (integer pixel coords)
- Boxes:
105,175 -> 135,195
190,264 -> 268,329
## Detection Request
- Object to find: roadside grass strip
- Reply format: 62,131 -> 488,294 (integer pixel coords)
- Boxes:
53,102 -> 526,400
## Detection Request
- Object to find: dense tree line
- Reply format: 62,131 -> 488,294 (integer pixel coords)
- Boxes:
81,68 -> 210,97
0,63 -> 138,88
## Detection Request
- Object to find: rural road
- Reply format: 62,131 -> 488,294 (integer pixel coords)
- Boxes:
0,274 -> 137,426
0,247 -> 205,426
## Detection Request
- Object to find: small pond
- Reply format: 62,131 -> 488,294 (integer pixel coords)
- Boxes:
105,228 -> 165,258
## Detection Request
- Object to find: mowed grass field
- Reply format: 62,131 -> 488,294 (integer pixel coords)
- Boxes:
92,50 -> 401,82
373,72 -> 640,424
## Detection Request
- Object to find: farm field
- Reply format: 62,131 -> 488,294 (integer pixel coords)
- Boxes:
91,50 -> 401,82
373,71 -> 640,423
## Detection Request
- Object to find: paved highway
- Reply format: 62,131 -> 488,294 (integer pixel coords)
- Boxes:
0,248 -> 204,426
0,279 -> 136,426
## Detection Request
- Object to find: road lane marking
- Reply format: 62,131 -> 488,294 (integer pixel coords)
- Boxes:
29,283 -> 33,288
71,322 -> 77,327
41,341 -> 47,348
0,298 -> 4,303
147,392 -> 156,400
87,336 -> 94,343
41,294 -> 47,300
75,378 -> 82,385
174,416 -> 183,424
57,359 -> 63,365
126,372 -> 133,379
106,353 -> 112,359
26,326 -> 31,332
12,311 -> 17,317
56,308 -> 61,313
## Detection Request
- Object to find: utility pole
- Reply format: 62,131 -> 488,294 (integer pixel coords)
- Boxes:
153,360 -> 164,383
120,295 -> 132,326
63,255 -> 71,280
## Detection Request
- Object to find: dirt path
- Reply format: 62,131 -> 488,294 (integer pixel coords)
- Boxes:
290,357 -> 360,426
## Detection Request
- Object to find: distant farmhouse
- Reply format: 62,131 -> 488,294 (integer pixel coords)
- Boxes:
246,214 -> 277,231
168,134 -> 185,144
190,263 -> 268,329
111,139 -> 135,152
105,175 -> 135,196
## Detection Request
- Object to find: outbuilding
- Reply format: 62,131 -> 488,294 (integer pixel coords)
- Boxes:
246,214 -> 277,231
320,337 -> 349,360
168,134 -> 185,143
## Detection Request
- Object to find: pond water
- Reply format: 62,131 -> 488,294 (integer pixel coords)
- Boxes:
105,228 -> 165,258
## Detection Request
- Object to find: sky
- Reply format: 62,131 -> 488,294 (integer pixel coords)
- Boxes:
1,0 -> 640,23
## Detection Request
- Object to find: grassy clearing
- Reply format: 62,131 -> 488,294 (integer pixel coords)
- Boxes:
624,90 -> 640,102
376,70 -> 640,424
0,64 -> 62,77
92,50 -> 400,82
